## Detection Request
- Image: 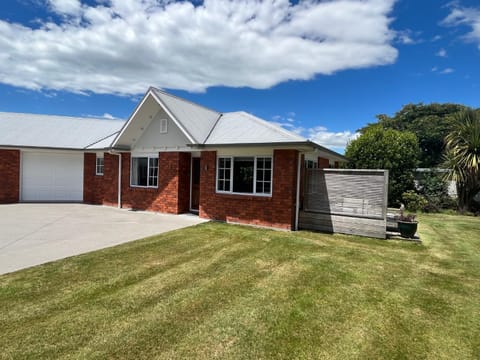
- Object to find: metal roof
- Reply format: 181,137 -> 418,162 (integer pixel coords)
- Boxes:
0,112 -> 124,150
151,88 -> 221,144
205,111 -> 306,145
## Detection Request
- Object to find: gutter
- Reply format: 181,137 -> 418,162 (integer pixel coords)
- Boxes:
108,150 -> 122,209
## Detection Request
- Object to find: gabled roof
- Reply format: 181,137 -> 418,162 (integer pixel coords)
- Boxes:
0,112 -> 124,150
205,111 -> 305,145
151,88 -> 221,144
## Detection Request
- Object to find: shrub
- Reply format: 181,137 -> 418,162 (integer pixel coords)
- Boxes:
402,190 -> 428,212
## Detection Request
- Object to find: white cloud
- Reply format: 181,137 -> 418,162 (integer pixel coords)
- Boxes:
440,67 -> 455,74
47,0 -> 83,16
431,66 -> 455,74
306,126 -> 359,152
436,48 -> 447,57
442,4 -> 480,48
0,0 -> 398,95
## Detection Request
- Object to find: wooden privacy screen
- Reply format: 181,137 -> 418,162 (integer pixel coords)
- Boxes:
299,169 -> 389,239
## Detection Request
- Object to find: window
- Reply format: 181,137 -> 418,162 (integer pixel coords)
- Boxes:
96,156 -> 104,175
217,156 -> 272,195
305,160 -> 317,169
159,119 -> 168,134
131,156 -> 158,187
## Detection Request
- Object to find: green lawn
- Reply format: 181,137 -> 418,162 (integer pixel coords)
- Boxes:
1,214 -> 479,359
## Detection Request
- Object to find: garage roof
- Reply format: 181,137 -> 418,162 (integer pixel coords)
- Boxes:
0,112 -> 125,150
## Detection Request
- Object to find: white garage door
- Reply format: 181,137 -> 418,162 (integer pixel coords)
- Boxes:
22,152 -> 84,202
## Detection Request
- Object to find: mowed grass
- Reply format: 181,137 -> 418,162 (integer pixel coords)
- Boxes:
1,214 -> 479,359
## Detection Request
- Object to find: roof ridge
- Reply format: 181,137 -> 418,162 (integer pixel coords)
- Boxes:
150,87 -> 221,115
83,131 -> 120,149
203,113 -> 223,144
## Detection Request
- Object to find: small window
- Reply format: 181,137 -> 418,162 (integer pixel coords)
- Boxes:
96,156 -> 104,175
159,119 -> 168,134
131,156 -> 158,187
217,156 -> 272,195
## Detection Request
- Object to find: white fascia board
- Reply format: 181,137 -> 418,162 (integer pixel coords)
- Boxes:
111,89 -> 153,149
149,90 -> 197,144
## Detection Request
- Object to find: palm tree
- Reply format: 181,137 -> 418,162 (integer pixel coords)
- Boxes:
443,109 -> 480,211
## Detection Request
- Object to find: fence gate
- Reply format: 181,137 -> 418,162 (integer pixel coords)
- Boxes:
299,169 -> 388,239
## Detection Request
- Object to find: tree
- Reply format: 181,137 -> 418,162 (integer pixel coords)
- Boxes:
360,103 -> 468,168
443,109 -> 480,212
345,126 -> 419,205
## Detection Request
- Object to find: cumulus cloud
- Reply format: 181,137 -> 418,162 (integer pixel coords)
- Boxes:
442,4 -> 480,48
306,126 -> 359,151
0,0 -> 398,95
272,112 -> 358,151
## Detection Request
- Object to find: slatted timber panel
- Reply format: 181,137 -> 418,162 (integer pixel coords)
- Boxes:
300,169 -> 388,239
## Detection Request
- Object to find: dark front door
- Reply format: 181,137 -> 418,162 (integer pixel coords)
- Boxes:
190,157 -> 200,212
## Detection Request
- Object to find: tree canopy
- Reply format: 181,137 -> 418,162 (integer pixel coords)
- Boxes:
443,110 -> 480,211
360,103 -> 469,168
345,126 -> 419,205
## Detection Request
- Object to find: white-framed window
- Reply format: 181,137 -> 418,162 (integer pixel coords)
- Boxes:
305,160 -> 318,169
131,156 -> 159,187
96,156 -> 104,175
216,156 -> 272,196
159,119 -> 168,134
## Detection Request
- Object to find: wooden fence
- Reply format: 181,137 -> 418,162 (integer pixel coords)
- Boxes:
299,169 -> 389,239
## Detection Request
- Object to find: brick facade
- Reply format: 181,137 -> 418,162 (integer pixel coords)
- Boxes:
83,152 -> 119,206
83,149 -> 301,229
120,152 -> 190,214
199,149 -> 299,230
0,149 -> 20,203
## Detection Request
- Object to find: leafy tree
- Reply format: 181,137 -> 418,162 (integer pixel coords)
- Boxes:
443,109 -> 480,212
345,126 -> 419,205
360,103 -> 468,167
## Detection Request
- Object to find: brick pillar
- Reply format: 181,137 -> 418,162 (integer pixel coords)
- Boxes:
199,151 -> 217,219
0,149 -> 20,203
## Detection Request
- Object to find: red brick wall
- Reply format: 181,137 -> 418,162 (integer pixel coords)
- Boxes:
83,152 -> 119,206
0,149 -> 20,203
120,152 -> 190,214
318,157 -> 330,169
199,149 -> 299,230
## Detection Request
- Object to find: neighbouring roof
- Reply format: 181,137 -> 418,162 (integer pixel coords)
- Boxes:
0,112 -> 125,150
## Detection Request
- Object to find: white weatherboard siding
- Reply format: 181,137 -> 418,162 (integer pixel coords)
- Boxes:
22,152 -> 84,202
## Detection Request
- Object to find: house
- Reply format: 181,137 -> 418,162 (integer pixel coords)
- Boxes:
0,87 -> 346,230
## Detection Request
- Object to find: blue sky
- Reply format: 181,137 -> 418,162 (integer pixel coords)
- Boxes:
1,0 -> 480,152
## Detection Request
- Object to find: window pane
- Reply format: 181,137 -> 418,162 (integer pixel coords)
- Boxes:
256,181 -> 264,193
264,182 -> 271,193
132,157 -> 148,186
233,157 -> 254,193
256,169 -> 264,181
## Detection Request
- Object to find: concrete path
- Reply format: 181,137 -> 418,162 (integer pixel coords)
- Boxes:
0,204 -> 207,275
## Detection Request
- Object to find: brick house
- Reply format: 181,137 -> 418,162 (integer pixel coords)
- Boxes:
0,88 -> 345,230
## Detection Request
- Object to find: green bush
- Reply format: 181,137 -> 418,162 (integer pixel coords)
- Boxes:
402,190 -> 428,212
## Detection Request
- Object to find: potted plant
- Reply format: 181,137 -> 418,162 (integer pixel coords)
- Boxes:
397,206 -> 418,238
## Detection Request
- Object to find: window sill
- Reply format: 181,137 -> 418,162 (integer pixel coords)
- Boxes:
130,185 -> 158,190
215,192 -> 272,200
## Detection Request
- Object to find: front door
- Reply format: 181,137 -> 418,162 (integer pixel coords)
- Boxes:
190,157 -> 200,212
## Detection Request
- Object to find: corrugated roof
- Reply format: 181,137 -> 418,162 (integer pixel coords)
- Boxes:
0,112 -> 124,150
205,111 -> 306,145
151,88 -> 221,144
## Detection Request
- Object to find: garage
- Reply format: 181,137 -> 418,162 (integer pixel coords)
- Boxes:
21,151 -> 84,202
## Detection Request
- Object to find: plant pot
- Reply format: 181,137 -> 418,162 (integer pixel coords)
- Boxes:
397,221 -> 418,238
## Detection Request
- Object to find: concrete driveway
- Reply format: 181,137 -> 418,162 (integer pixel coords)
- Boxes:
0,204 -> 207,275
